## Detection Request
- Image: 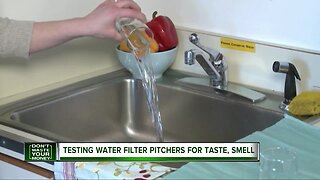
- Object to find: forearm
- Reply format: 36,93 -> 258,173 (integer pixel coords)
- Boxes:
2,0 -> 145,57
30,18 -> 88,54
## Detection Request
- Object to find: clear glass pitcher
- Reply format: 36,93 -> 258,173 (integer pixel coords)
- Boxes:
116,18 -> 154,59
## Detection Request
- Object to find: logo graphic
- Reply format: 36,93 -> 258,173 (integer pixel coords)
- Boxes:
25,143 -> 56,161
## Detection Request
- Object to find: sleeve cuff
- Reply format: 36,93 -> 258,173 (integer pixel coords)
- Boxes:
0,18 -> 34,59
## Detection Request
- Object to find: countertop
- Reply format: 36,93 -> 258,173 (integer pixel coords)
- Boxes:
165,115 -> 320,179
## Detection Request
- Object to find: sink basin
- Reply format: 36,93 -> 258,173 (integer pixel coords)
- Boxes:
0,70 -> 284,142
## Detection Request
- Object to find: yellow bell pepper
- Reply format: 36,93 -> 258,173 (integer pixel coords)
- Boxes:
119,31 -> 159,53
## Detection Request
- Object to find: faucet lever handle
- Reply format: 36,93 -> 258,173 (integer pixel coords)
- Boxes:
189,33 -> 221,62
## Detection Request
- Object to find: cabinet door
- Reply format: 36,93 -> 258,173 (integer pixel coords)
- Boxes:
0,153 -> 54,179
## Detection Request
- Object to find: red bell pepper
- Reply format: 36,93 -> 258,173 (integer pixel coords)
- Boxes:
146,11 -> 178,52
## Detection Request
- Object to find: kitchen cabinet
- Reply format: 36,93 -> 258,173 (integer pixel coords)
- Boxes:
0,153 -> 54,179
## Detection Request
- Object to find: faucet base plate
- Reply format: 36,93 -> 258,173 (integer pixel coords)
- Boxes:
176,77 -> 266,103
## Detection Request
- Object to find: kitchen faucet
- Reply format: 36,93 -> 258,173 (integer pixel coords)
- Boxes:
178,33 -> 266,103
185,33 -> 227,88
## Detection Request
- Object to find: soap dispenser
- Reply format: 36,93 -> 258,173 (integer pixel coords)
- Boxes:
272,61 -> 301,111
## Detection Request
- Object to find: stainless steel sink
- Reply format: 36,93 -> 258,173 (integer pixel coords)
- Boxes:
0,70 -> 284,142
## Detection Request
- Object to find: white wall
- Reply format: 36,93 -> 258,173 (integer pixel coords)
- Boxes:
171,28 -> 320,93
137,0 -> 320,92
0,0 -> 102,20
136,0 -> 320,52
2,0 -> 319,51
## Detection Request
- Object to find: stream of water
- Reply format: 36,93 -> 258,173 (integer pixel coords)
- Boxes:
117,18 -> 164,142
135,53 -> 164,142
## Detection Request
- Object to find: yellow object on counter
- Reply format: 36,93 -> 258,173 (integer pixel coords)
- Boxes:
289,91 -> 320,116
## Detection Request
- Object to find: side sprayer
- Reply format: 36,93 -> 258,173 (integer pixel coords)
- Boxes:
272,61 -> 301,111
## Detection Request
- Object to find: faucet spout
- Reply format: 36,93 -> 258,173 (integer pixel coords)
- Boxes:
185,49 -> 222,80
195,54 -> 222,79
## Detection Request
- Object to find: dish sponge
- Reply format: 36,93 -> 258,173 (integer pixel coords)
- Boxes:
289,91 -> 320,116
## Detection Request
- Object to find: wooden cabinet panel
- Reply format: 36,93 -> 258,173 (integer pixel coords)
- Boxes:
0,153 -> 54,179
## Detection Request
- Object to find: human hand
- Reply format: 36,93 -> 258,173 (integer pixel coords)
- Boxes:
28,0 -> 145,54
81,0 -> 146,41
